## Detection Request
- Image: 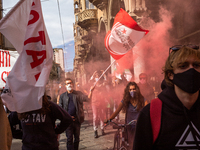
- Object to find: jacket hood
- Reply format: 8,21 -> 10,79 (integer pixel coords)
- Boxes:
158,80 -> 200,114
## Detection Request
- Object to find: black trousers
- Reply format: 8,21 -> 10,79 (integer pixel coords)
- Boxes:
65,120 -> 81,150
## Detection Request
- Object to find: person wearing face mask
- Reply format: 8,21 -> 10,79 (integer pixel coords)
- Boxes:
89,70 -> 108,138
105,82 -> 145,149
137,73 -> 155,104
59,78 -> 94,150
133,45 -> 200,150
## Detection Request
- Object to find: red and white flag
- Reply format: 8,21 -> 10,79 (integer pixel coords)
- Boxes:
0,0 -> 53,113
105,8 -> 149,60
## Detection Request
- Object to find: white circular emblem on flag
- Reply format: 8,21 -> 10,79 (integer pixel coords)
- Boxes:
105,22 -> 146,56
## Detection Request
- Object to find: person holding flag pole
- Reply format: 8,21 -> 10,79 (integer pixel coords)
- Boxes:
89,70 -> 108,138
0,0 -> 73,150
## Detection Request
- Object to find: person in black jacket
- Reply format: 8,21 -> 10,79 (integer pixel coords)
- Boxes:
133,45 -> 200,150
59,78 -> 93,150
8,93 -> 73,150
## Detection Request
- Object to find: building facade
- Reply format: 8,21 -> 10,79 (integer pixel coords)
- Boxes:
73,0 -> 155,86
53,48 -> 65,71
73,0 -> 200,92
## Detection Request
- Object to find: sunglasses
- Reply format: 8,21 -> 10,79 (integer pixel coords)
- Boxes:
169,44 -> 199,55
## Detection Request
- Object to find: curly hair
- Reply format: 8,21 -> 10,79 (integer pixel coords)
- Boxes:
122,82 -> 144,112
18,93 -> 51,120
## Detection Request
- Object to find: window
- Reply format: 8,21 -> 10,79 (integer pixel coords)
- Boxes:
89,3 -> 95,9
77,27 -> 80,36
74,28 -> 76,36
86,0 -> 89,9
86,0 -> 95,9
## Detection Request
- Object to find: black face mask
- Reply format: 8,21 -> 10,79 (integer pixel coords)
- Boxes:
173,68 -> 200,93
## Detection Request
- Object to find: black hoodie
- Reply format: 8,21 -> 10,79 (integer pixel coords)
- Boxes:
9,101 -> 73,150
133,81 -> 200,150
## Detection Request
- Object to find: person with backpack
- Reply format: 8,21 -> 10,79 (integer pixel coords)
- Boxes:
105,82 -> 145,149
133,45 -> 200,150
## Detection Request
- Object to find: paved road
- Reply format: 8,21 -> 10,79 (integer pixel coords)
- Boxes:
11,106 -> 125,150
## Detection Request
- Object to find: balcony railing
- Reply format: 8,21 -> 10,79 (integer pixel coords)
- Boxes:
78,9 -> 98,29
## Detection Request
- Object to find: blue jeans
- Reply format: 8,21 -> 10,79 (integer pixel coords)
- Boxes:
65,120 -> 81,150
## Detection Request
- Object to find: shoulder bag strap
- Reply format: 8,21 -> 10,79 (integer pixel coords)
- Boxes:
150,98 -> 162,143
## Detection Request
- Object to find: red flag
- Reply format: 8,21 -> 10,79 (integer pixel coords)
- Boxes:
0,0 -> 53,113
105,8 -> 149,60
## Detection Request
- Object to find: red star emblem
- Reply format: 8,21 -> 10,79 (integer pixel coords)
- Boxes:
121,28 -> 127,34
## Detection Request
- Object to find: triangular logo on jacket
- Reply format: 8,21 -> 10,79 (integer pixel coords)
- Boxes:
176,122 -> 200,149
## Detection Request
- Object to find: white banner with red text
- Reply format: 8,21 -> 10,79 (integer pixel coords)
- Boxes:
0,0 -> 53,113
0,50 -> 19,89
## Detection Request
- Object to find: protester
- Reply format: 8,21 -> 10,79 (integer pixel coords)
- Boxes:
56,82 -> 67,104
133,45 -> 200,149
137,73 -> 155,104
106,82 -> 145,149
0,96 -> 12,150
8,93 -> 72,150
59,78 -> 93,150
89,70 -> 108,138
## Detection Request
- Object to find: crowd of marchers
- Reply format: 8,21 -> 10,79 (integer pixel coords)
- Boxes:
1,45 -> 200,150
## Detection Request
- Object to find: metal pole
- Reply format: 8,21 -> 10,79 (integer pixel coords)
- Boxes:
0,0 -> 2,19
0,0 -> 3,49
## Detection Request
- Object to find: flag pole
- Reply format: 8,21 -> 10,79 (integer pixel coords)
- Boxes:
93,60 -> 116,86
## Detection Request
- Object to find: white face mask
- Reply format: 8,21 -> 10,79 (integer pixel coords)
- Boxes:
66,84 -> 73,91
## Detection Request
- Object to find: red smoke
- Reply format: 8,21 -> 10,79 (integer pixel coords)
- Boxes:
115,7 -> 174,82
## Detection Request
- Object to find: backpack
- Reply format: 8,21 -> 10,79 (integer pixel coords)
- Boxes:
150,98 -> 162,143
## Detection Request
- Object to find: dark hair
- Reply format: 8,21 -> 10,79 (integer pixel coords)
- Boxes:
18,93 -> 51,120
122,82 -> 144,112
66,78 -> 73,84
